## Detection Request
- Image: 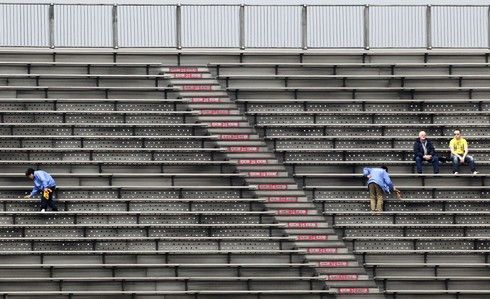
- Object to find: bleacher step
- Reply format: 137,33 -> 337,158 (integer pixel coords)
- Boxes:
179,91 -> 228,97
165,66 -> 380,293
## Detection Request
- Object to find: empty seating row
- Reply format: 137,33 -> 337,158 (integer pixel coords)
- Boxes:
218,60 -> 489,298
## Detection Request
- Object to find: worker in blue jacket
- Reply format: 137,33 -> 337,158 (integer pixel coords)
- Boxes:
363,166 -> 401,212
24,168 -> 58,212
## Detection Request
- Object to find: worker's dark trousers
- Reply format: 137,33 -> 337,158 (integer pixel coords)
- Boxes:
40,186 -> 58,211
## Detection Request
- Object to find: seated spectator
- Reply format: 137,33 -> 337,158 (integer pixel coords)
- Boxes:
449,129 -> 478,175
413,131 -> 440,174
363,166 -> 401,213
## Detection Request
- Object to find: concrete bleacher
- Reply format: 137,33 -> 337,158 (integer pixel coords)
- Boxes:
206,56 -> 489,298
0,53 -> 346,299
0,49 -> 489,298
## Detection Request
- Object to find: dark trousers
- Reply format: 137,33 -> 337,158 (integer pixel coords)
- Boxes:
452,155 -> 477,173
40,186 -> 58,211
415,155 -> 440,174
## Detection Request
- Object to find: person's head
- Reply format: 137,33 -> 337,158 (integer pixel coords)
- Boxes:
25,168 -> 35,180
453,129 -> 462,140
418,131 -> 427,141
380,165 -> 389,172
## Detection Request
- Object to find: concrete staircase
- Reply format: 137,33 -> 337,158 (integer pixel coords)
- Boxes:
163,66 -> 382,297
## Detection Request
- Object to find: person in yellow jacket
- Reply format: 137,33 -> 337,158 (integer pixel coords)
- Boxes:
449,129 -> 478,175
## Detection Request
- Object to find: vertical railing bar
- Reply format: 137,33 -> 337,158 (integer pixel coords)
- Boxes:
301,4 -> 307,50
364,4 -> 370,50
176,4 -> 182,49
240,4 -> 245,49
49,3 -> 55,48
112,4 -> 118,49
427,4 -> 432,49
488,5 -> 490,49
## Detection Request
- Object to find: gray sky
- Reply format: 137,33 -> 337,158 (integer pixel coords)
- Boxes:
3,0 -> 490,4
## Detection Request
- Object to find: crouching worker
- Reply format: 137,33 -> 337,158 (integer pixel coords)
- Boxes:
24,168 -> 58,212
363,166 -> 401,213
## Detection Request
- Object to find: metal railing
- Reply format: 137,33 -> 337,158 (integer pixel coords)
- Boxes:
0,4 -> 489,49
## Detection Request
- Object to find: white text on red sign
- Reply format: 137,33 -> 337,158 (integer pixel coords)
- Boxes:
201,110 -> 230,115
258,184 -> 287,190
171,73 -> 202,79
191,97 -> 221,103
169,67 -> 198,73
277,209 -> 307,215
182,85 -> 212,91
318,261 -> 349,267
327,274 -> 358,281
228,147 -> 259,152
238,159 -> 267,165
307,248 -> 337,254
220,135 -> 250,140
296,235 -> 328,241
268,197 -> 298,202
211,122 -> 240,127
248,171 -> 278,176
338,288 -> 369,294
287,222 -> 318,228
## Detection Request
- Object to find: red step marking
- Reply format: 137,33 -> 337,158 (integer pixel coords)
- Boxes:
248,171 -> 278,177
169,67 -> 199,73
339,288 -> 369,294
238,159 -> 267,165
211,122 -> 240,128
200,110 -> 230,115
307,248 -> 337,254
182,85 -> 212,91
219,134 -> 250,140
228,147 -> 259,152
268,196 -> 298,203
277,209 -> 308,215
191,97 -> 221,103
326,274 -> 358,281
170,73 -> 203,79
258,184 -> 287,190
296,235 -> 328,241
287,222 -> 318,228
317,261 -> 349,267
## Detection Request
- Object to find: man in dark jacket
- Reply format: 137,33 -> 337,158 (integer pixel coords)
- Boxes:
413,131 -> 440,174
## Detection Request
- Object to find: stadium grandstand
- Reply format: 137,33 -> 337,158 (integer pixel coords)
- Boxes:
0,2 -> 488,299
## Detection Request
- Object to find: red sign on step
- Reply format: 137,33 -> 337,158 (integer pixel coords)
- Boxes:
277,209 -> 307,215
171,73 -> 202,79
211,122 -> 240,127
200,110 -> 230,115
268,196 -> 298,202
191,97 -> 221,103
248,171 -> 277,177
326,274 -> 358,281
338,288 -> 369,294
228,147 -> 259,152
169,67 -> 199,73
287,222 -> 318,228
258,184 -> 287,190
296,235 -> 328,241
219,134 -> 249,140
182,85 -> 212,91
307,248 -> 337,254
238,159 -> 267,165
317,261 -> 349,267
